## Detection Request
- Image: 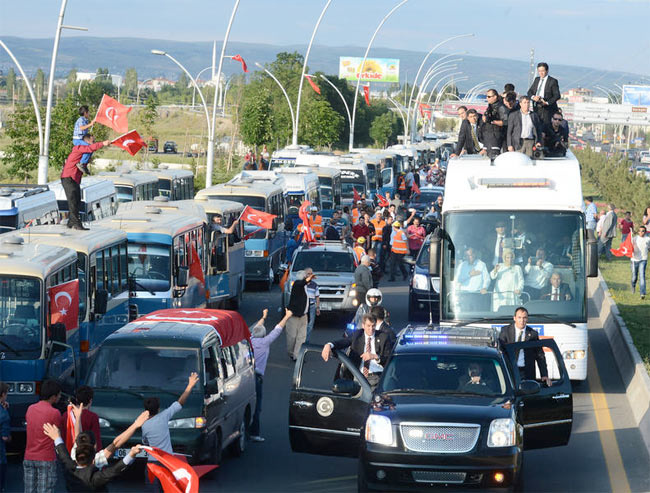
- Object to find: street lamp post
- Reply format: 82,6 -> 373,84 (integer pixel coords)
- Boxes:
294,0 -> 333,146
136,78 -> 153,106
255,62 -> 296,140
221,75 -> 235,117
350,0 -> 410,152
387,97 -> 408,139
192,66 -> 214,108
208,0 -> 241,188
318,74 -> 353,146
410,65 -> 459,141
152,50 -> 212,166
419,70 -> 463,106
463,80 -> 494,102
38,0 -> 88,184
430,76 -> 468,105
0,39 -> 44,154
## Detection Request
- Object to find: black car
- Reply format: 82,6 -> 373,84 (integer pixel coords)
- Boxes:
408,238 -> 439,322
163,140 -> 177,153
289,326 -> 572,491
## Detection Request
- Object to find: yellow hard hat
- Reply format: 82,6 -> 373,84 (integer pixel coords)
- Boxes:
393,221 -> 401,228
357,237 -> 366,244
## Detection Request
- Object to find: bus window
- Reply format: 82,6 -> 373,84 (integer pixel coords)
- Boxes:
135,185 -> 143,201
96,251 -> 105,292
119,243 -> 128,291
212,234 -> 228,273
159,179 -> 171,198
111,245 -> 120,294
77,253 -> 87,321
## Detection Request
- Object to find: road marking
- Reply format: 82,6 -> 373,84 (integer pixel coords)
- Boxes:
302,475 -> 356,484
588,348 -> 631,493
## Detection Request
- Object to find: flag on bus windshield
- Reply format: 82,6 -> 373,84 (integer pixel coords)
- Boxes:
94,94 -> 131,134
112,130 -> 147,156
305,75 -> 321,95
231,54 -> 248,73
240,205 -> 276,230
611,234 -> 633,257
298,201 -> 314,243
49,280 -> 79,332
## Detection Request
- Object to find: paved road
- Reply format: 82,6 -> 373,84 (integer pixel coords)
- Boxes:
4,281 -> 650,492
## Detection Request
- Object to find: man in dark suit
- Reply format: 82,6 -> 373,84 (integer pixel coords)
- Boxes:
540,272 -> 572,301
507,96 -> 543,158
455,109 -> 485,156
321,313 -> 392,389
527,62 -> 561,126
498,307 -> 551,386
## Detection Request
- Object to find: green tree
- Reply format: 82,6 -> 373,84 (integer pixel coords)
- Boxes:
300,99 -> 343,149
139,94 -> 159,139
239,88 -> 273,153
1,104 -> 40,181
124,68 -> 138,102
6,68 -> 15,101
35,68 -> 45,103
369,112 -> 394,148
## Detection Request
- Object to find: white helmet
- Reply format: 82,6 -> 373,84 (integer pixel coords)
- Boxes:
366,288 -> 383,306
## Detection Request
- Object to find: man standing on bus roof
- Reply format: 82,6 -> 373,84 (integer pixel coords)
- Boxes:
61,134 -> 110,231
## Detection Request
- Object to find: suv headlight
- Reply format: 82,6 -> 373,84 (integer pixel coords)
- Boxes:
563,350 -> 585,360
98,418 -> 111,428
168,417 -> 206,429
413,273 -> 429,290
487,418 -> 516,447
365,414 -> 393,446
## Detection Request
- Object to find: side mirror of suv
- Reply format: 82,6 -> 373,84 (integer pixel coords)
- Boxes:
332,379 -> 361,396
517,380 -> 540,396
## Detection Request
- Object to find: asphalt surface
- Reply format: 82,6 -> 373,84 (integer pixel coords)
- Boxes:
4,280 -> 650,492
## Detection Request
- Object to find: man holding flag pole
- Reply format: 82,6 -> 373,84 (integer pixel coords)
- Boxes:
614,225 -> 650,300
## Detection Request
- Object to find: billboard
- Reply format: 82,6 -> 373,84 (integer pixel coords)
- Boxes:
338,57 -> 399,83
622,85 -> 650,107
570,102 -> 650,125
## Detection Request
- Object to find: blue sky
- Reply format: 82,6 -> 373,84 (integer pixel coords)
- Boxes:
2,0 -> 649,75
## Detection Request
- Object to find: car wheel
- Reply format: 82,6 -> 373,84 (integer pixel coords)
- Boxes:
266,267 -> 274,291
230,416 -> 247,457
357,461 -> 373,492
208,430 -> 222,470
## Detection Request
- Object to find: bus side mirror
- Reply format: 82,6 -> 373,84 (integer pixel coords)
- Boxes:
50,323 -> 66,344
428,228 -> 442,277
94,290 -> 108,315
586,237 -> 598,278
271,217 -> 279,231
205,380 -> 219,395
177,266 -> 189,287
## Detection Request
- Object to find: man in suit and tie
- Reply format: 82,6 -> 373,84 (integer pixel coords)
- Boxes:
455,109 -> 486,156
540,272 -> 572,301
527,62 -> 561,126
498,307 -> 551,386
321,314 -> 393,389
507,96 -> 543,158
489,220 -> 508,268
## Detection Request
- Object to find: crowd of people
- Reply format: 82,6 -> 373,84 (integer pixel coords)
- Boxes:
453,63 -> 569,160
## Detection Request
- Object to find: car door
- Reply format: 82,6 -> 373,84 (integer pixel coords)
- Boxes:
503,339 -> 573,450
289,344 -> 372,458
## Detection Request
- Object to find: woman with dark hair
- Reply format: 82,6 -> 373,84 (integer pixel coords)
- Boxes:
642,206 -> 650,229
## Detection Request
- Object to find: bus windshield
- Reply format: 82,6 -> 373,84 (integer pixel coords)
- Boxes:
341,183 -> 365,198
441,211 -> 586,322
207,195 -> 266,211
127,243 -> 171,292
286,194 -> 305,215
115,186 -> 134,203
158,179 -> 172,197
320,186 -> 334,209
0,277 -> 42,359
319,177 -> 333,187
243,222 -> 267,240
87,346 -> 200,392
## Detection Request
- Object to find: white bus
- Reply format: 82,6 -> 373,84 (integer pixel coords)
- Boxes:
275,167 -> 320,218
49,177 -> 118,222
433,151 -> 598,380
0,184 -> 59,234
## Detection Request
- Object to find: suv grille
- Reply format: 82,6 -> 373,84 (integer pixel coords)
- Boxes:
412,471 -> 467,484
399,423 -> 480,453
318,284 -> 348,304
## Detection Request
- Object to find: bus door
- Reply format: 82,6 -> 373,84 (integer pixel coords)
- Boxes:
267,193 -> 286,273
172,229 -> 207,309
208,229 -> 229,304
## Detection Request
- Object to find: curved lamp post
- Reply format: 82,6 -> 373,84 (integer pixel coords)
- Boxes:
136,78 -> 153,106
350,0 -> 410,152
430,76 -> 468,105
255,62 -> 296,140
387,97 -> 408,138
318,74 -> 353,145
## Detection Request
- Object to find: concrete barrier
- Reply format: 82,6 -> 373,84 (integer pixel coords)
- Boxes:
588,274 -> 650,452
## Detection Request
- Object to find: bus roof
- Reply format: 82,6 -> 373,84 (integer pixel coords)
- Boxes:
7,224 -> 126,256
443,151 -> 583,213
271,145 -> 313,158
116,198 -> 206,222
0,184 -> 57,212
228,170 -> 286,188
275,168 -> 319,193
49,177 -> 116,203
99,171 -> 158,187
95,209 -> 205,241
139,168 -> 194,181
195,181 -> 284,201
294,165 -> 340,180
0,237 -> 77,278
187,198 -> 243,216
294,153 -> 339,167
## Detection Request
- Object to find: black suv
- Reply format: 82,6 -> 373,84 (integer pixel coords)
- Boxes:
289,326 -> 573,491
163,140 -> 177,153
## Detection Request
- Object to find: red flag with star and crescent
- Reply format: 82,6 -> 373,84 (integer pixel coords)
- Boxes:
49,280 -> 79,331
298,201 -> 314,243
411,181 -> 421,195
305,75 -> 321,95
189,245 -> 205,285
145,446 -> 217,493
240,205 -> 275,229
231,54 -> 248,73
363,85 -> 371,106
94,94 -> 131,134
611,234 -> 633,257
112,130 -> 147,156
377,194 -> 390,208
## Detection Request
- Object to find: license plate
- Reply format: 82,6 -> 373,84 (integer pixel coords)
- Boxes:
320,302 -> 332,311
114,448 -> 148,459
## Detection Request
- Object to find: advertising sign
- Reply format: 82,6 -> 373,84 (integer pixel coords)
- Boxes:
338,57 -> 399,83
570,102 -> 650,125
622,85 -> 650,107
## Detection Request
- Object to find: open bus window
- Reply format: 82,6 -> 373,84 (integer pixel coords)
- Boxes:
127,243 -> 171,292
0,277 -> 42,359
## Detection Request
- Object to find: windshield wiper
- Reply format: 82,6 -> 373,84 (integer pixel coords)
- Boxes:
382,389 -> 449,396
527,314 -> 576,328
131,280 -> 156,296
129,386 -> 179,397
453,317 -> 512,328
99,387 -> 145,399
0,340 -> 21,356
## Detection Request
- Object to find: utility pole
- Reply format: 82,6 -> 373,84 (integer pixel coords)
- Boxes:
527,48 -> 535,89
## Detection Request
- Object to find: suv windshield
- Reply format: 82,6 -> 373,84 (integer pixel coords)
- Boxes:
87,346 -> 200,392
0,277 -> 42,359
380,354 -> 507,397
127,243 -> 171,291
292,251 -> 355,273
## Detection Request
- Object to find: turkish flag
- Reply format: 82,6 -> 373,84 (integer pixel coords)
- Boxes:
377,194 -> 390,207
353,187 -> 362,204
64,404 -> 76,453
94,94 -> 131,134
411,181 -> 421,195
189,244 -> 205,285
145,447 -> 216,493
611,234 -> 633,257
49,279 -> 79,331
231,54 -> 248,73
298,201 -> 314,243
240,205 -> 275,229
112,130 -> 147,156
305,75 -> 321,95
363,85 -> 371,106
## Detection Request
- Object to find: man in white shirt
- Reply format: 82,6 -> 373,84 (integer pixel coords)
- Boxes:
524,248 -> 553,300
631,226 -> 650,299
454,247 -> 491,312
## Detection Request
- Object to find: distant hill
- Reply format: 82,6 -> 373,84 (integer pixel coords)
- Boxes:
0,36 -> 644,93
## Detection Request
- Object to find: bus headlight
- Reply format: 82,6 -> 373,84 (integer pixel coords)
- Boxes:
563,350 -> 586,360
487,418 -> 516,447
413,273 -> 429,291
98,418 -> 111,428
245,250 -> 265,258
17,382 -> 35,394
431,278 -> 440,293
168,417 -> 206,429
365,414 -> 393,446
